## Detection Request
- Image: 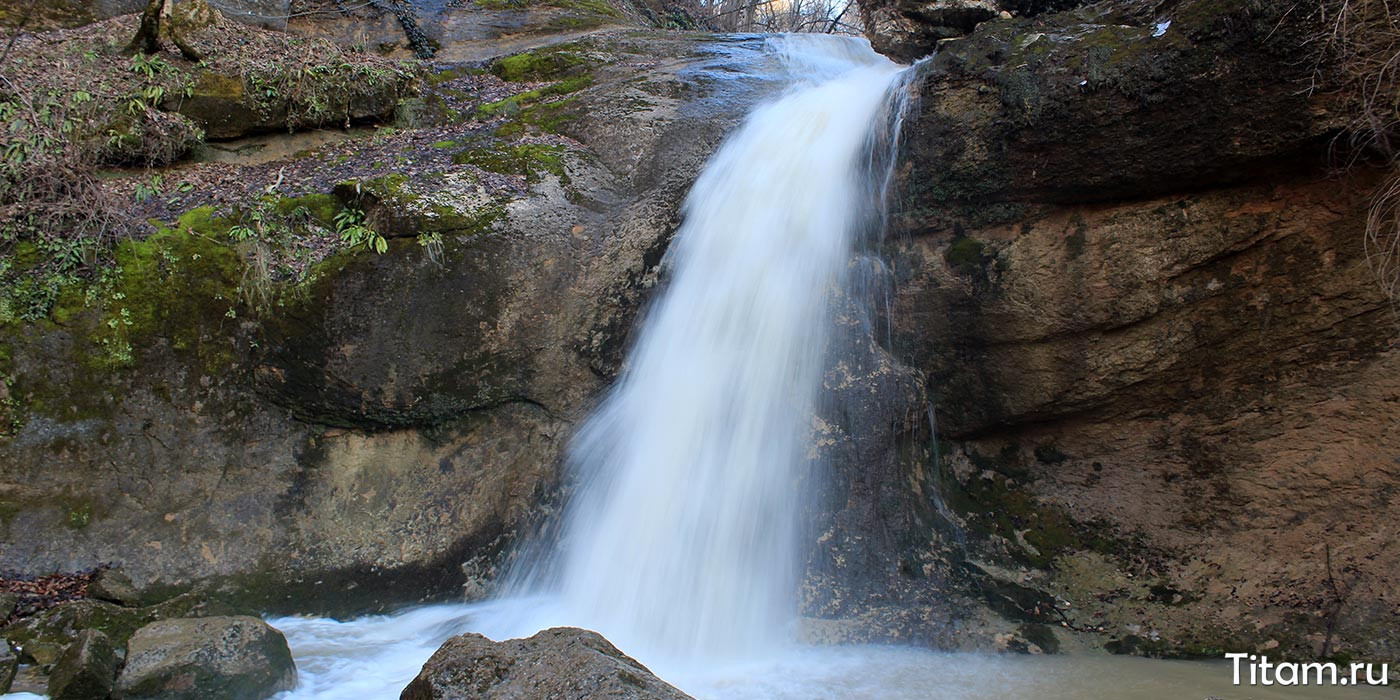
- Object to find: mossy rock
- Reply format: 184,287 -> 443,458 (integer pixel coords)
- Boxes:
89,222 -> 244,371
452,143 -> 566,182
2,591 -> 254,665
4,600 -> 149,665
491,49 -> 590,82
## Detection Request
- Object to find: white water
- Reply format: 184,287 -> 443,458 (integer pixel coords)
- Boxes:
510,33 -> 912,667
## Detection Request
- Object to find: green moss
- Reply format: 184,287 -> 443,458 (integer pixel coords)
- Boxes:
945,445 -> 1128,569
495,96 -> 583,138
944,236 -> 988,273
452,143 -> 566,182
475,75 -> 592,120
92,224 -> 243,371
492,48 -> 590,82
431,139 -> 458,149
273,193 -> 342,224
65,500 -> 93,529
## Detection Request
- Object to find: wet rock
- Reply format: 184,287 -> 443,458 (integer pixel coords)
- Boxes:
88,569 -> 142,607
47,629 -> 118,700
402,627 -> 692,700
114,616 -> 296,700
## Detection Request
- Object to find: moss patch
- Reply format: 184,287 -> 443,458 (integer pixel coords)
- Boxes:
452,143 -> 566,182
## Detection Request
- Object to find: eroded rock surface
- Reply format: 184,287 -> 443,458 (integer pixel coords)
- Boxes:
402,627 -> 692,700
47,629 -> 118,700
115,616 -> 296,700
835,0 -> 1400,664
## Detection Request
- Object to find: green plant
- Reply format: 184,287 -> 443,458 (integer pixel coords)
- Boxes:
335,208 -> 387,253
134,174 -> 163,203
417,231 -> 444,265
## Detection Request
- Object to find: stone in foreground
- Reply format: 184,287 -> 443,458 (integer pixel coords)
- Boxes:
401,627 -> 693,700
47,629 -> 118,700
114,616 -> 296,700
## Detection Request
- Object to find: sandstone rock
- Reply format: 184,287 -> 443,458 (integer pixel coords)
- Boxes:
47,629 -> 118,700
115,616 -> 296,700
401,628 -> 692,700
860,0 -> 1000,61
89,568 -> 143,607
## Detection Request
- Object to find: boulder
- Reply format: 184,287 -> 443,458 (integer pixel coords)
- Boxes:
0,642 -> 16,694
401,627 -> 692,700
5,600 -> 147,666
114,616 -> 296,700
4,591 -> 251,666
88,568 -> 142,607
47,629 -> 118,700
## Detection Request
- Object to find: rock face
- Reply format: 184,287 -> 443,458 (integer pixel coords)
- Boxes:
401,627 -> 692,700
47,629 -> 118,700
0,31 -> 784,616
115,616 -> 296,700
828,0 -> 1400,663
860,0 -> 999,62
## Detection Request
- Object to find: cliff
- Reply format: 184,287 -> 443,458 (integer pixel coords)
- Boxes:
839,0 -> 1400,663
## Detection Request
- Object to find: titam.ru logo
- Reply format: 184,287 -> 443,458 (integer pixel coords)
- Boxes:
1226,653 -> 1389,687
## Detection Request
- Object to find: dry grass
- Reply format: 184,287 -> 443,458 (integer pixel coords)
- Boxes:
1313,0 -> 1400,308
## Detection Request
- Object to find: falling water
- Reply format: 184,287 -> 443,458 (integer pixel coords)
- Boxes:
512,34 -> 918,666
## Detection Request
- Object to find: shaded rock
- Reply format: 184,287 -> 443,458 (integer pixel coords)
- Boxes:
895,0 -> 1334,232
169,67 -> 412,140
4,591 -> 251,666
0,593 -> 15,620
5,600 -> 147,666
47,629 -> 118,700
89,569 -> 142,607
402,627 -> 691,700
0,642 -> 15,694
861,0 -> 999,61
115,616 -> 296,700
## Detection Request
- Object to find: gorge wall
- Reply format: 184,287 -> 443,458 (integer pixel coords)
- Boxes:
830,0 -> 1400,664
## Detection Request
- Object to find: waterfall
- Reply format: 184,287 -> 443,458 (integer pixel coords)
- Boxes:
264,35 -> 926,700
503,34 -> 920,667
